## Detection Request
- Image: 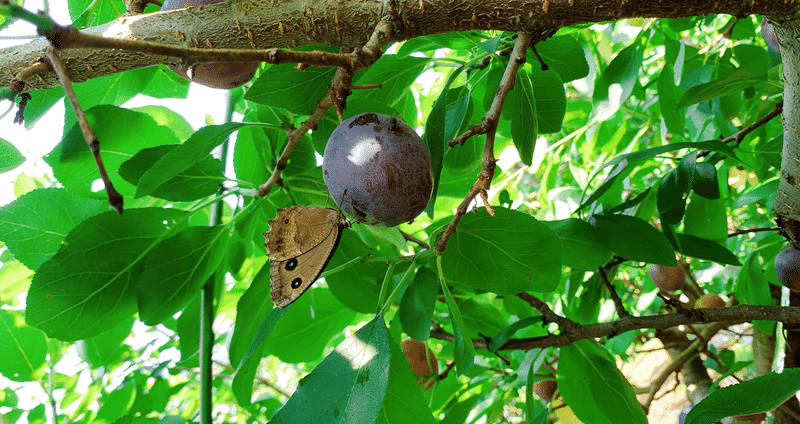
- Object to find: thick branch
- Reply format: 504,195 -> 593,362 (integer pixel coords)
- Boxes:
430,305 -> 800,351
1,0 -> 796,94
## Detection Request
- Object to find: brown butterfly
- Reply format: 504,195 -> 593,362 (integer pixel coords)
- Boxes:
263,205 -> 350,308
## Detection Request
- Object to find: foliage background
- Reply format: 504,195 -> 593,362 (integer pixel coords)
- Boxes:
0,1 -> 794,423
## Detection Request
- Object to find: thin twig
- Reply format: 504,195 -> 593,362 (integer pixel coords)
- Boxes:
255,20 -> 393,197
516,292 -> 578,333
434,32 -> 534,253
599,267 -> 630,318
46,46 -> 124,213
399,230 -> 430,249
728,226 -> 779,237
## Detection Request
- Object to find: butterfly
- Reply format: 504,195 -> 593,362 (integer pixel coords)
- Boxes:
263,205 -> 350,308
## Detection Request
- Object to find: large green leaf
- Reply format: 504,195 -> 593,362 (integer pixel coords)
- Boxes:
245,64 -> 337,115
270,315 -> 391,424
558,339 -> 647,424
589,214 -> 677,266
543,218 -> 613,270
533,35 -> 590,83
685,370 -> 800,424
137,225 -> 230,325
440,275 -> 475,376
25,208 -> 188,341
0,309 -> 46,382
593,42 -> 643,121
399,267 -> 439,341
676,66 -> 767,109
351,56 -> 431,107
44,106 -> 180,199
0,188 -> 105,270
376,330 -> 438,424
440,208 -> 561,294
119,145 -> 222,202
264,288 -> 358,363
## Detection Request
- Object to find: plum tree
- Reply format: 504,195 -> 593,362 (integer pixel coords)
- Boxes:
322,113 -> 433,227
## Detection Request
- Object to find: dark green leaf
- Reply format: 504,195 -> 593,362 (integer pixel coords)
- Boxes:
589,214 -> 677,266
558,339 -> 648,424
511,70 -> 537,166
488,316 -> 543,352
75,316 -> 134,368
270,315 -> 391,424
136,122 -> 272,198
734,251 -> 774,334
528,66 -> 567,134
593,42 -> 643,121
376,330 -> 437,424
676,67 -> 767,109
692,163 -> 720,199
674,233 -> 740,266
440,208 -> 562,294
684,192 -> 727,242
399,267 -> 439,341
264,288 -> 358,363
119,145 -> 222,201
685,370 -> 800,424
440,276 -> 475,375
542,219 -> 613,270
534,35 -> 590,82
351,56 -> 431,108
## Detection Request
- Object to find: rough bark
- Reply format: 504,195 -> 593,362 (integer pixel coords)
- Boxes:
1,0 -> 798,94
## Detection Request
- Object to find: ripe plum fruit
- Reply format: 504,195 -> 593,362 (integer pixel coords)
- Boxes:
323,113 -> 433,227
161,0 -> 259,89
648,264 -> 686,292
775,246 -> 800,292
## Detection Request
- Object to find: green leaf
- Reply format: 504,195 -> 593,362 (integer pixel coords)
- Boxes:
684,192 -> 727,242
543,218 -> 614,270
674,234 -> 740,266
692,162 -> 720,199
270,315 -> 391,424
685,370 -> 800,424
75,316 -> 134,368
511,70 -> 538,166
534,35 -> 590,83
423,79 -> 448,218
399,267 -> 439,341
376,330 -> 437,424
558,339 -> 648,424
593,42 -> 643,121
589,214 -> 677,266
397,32 -> 484,57
658,64 -> 685,137
487,316 -> 543,352
734,251 -> 774,334
0,309 -> 46,382
676,67 -> 767,109
439,267 -> 475,376
0,138 -> 25,173
25,208 -> 188,341
119,145 -> 222,201
137,225 -> 230,325
245,64 -> 337,115
528,66 -> 567,134
264,288 -> 358,363
351,56 -> 431,108
95,380 -> 136,424
231,268 -> 287,406
136,122 -> 265,198
68,0 -> 125,28
440,208 -> 562,294
0,188 -> 105,270
44,106 -> 180,199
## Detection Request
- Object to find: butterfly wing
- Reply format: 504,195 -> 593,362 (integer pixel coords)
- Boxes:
269,222 -> 344,308
264,205 -> 345,261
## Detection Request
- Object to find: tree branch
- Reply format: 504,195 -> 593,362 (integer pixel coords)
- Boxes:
429,304 -> 800,351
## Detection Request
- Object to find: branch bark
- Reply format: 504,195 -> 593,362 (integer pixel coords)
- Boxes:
2,0 -> 797,95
